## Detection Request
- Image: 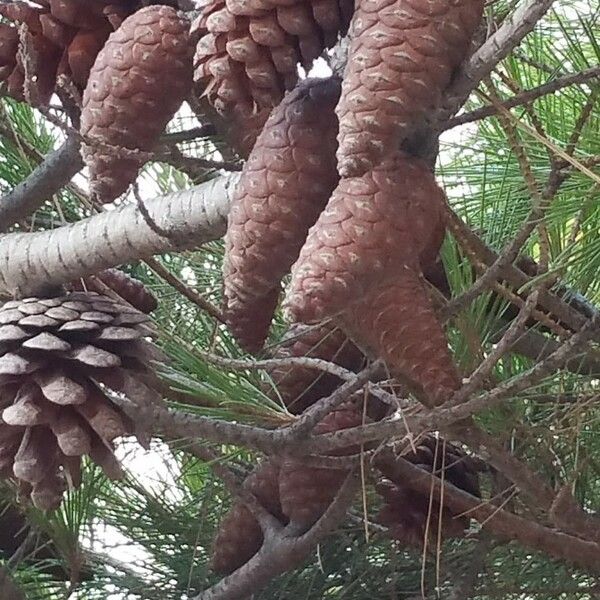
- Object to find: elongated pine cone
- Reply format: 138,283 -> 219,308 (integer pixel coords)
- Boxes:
342,272 -> 459,405
376,437 -> 480,548
286,153 -> 457,406
267,322 -> 364,414
80,5 -> 193,203
286,152 -> 445,322
0,1 -> 169,106
211,460 -> 286,574
336,0 -> 484,176
192,0 -> 352,152
71,269 -> 158,314
0,291 -> 165,510
279,403 -> 362,529
223,77 -> 341,353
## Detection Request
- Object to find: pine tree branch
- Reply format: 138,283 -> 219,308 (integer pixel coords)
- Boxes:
0,173 -> 240,297
436,0 -> 557,125
193,470 -> 359,600
0,136 -> 83,233
444,66 -> 600,130
374,455 -> 600,573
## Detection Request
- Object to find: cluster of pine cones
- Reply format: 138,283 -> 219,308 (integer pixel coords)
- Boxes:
1,0 -> 487,578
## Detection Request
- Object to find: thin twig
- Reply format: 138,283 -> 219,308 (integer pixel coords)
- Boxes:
443,66 -> 600,130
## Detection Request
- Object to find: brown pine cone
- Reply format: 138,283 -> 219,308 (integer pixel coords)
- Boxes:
0,1 -> 143,106
279,403 -> 362,529
336,0 -> 484,176
223,77 -> 341,353
70,269 -> 158,314
286,152 -> 446,324
267,322 -> 364,414
376,436 -> 480,547
80,5 -> 193,203
0,291 -> 165,510
211,460 -> 286,574
342,271 -> 459,406
192,0 -> 352,148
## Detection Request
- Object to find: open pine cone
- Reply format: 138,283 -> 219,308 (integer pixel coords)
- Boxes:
0,0 -> 168,107
0,291 -> 165,510
80,4 -> 193,203
192,0 -> 352,153
376,437 -> 481,548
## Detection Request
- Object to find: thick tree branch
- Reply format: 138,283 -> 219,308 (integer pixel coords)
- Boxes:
0,173 -> 239,297
0,136 -> 83,233
375,456 -> 600,573
194,470 -> 359,600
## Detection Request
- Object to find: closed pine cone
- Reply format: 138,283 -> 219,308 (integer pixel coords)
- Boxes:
0,291 -> 165,510
341,272 -> 459,406
80,5 -> 193,203
222,77 -> 341,353
0,0 -> 162,106
70,269 -> 158,314
376,436 -> 481,548
279,403 -> 363,529
336,0 -> 484,176
285,152 -> 457,406
211,459 -> 286,574
192,0 -> 352,150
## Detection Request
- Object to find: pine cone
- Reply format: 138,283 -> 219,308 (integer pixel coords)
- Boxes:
211,460 -> 286,574
279,403 -> 362,529
376,437 -> 480,547
70,269 -> 158,314
0,1 -> 138,106
267,322 -> 364,414
0,291 -> 165,510
285,152 -> 456,406
223,77 -> 341,352
286,152 -> 445,324
80,5 -> 193,203
342,272 -> 459,406
192,0 -> 352,146
336,0 -> 484,176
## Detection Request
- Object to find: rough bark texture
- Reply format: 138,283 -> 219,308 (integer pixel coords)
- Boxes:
223,77 -> 341,353
192,0 -> 352,152
211,460 -> 285,574
0,291 -> 164,509
267,322 -> 364,414
0,174 -> 239,299
80,5 -> 193,203
336,0 -> 484,176
279,402 -> 363,529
